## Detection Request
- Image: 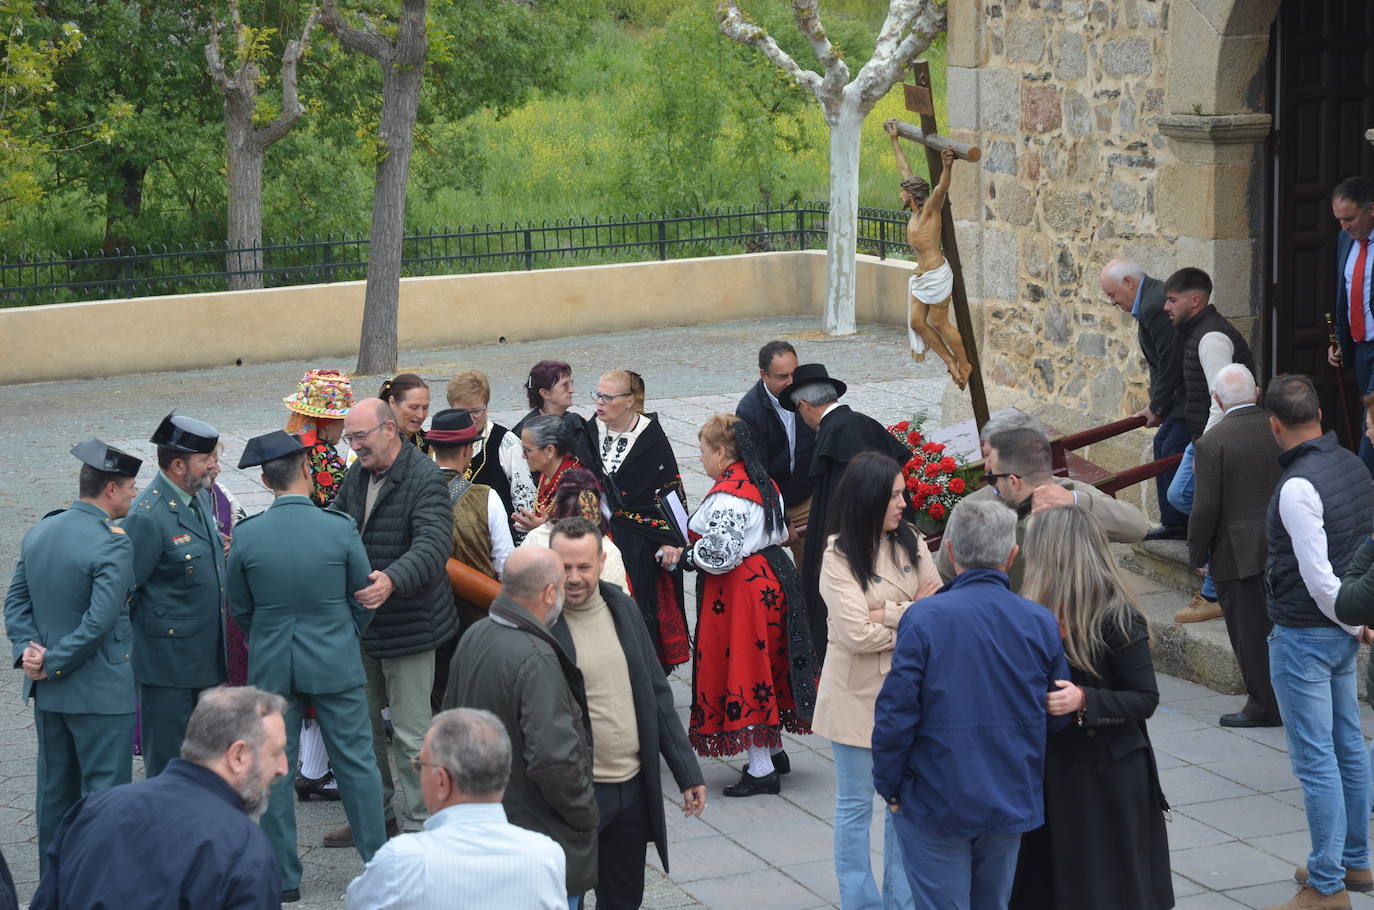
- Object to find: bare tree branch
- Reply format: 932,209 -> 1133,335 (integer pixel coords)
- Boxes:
254,5 -> 321,147
321,0 -> 392,61
716,0 -> 822,95
856,0 -> 944,105
205,12 -> 229,89
791,0 -> 836,69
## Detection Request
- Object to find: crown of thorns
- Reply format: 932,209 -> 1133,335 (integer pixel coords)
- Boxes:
900,175 -> 930,197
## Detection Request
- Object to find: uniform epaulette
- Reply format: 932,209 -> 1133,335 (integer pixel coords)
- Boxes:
108,525 -> 126,535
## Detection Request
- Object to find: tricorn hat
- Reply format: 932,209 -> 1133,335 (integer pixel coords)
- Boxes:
238,430 -> 307,469
70,438 -> 142,477
150,413 -> 219,454
778,363 -> 847,412
426,408 -> 480,445
283,369 -> 353,419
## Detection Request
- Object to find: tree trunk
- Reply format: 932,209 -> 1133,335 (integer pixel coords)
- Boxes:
224,93 -> 265,292
822,98 -> 863,336
101,162 -> 145,256
354,1 -> 427,376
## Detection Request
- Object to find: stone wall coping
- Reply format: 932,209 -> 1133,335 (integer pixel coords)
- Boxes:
1157,112 -> 1273,145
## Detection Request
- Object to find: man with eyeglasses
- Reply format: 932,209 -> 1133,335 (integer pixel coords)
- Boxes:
935,427 -> 1148,589
323,398 -> 455,850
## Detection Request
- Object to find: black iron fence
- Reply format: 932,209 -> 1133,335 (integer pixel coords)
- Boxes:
0,202 -> 912,307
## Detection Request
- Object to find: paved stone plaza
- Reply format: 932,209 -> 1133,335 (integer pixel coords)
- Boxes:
2,316 -> 1374,908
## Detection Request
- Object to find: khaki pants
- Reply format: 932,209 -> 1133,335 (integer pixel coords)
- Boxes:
362,648 -> 435,831
785,496 -> 811,567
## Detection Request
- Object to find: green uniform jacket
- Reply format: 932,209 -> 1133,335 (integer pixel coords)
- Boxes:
226,494 -> 374,694
123,477 -> 227,689
4,501 -> 136,714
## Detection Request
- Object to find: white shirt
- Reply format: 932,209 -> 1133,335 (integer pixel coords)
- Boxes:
595,414 -> 652,475
765,387 -> 798,472
1197,332 -> 1236,433
687,489 -> 788,575
1276,477 -> 1362,636
1345,226 -> 1374,342
486,492 -> 514,577
345,802 -> 566,910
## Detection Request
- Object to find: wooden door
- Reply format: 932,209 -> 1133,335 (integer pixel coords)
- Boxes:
1269,0 -> 1374,445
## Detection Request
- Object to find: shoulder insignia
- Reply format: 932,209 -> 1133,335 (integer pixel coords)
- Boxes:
109,526 -> 126,535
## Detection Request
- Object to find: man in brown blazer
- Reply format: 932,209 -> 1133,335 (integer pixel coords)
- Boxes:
1188,363 -> 1284,728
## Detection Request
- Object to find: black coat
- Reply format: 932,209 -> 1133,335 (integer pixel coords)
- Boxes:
552,582 -> 704,873
801,405 -> 911,665
331,442 -> 456,658
735,379 -> 817,509
1135,275 -> 1185,420
1010,611 -> 1173,910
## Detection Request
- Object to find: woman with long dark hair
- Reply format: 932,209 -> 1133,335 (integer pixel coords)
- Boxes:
814,451 -> 939,910
1011,506 -> 1173,910
684,415 -> 818,797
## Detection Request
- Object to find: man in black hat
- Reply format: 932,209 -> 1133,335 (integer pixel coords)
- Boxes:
780,365 -> 911,664
123,413 -> 228,777
227,431 -> 387,902
5,439 -> 141,870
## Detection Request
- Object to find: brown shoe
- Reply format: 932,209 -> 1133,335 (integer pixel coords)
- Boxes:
323,818 -> 400,848
1174,593 -> 1222,623
1295,865 -> 1373,893
1265,884 -> 1352,910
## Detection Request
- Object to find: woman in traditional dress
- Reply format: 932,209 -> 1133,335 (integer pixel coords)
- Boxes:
282,368 -> 352,507
581,369 -> 691,669
445,369 -> 536,537
519,466 -> 630,593
380,373 -> 430,453
1011,506 -> 1173,910
512,359 -> 576,438
514,413 -> 582,534
814,451 -> 940,910
684,415 -> 817,798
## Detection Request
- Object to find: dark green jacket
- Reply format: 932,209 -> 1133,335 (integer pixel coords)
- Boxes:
123,478 -> 227,689
444,594 -> 598,895
227,494 -> 373,695
4,501 -> 135,713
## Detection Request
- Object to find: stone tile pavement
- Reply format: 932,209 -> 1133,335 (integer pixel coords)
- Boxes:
0,317 -> 1372,908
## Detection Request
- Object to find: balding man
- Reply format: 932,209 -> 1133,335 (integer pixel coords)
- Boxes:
1101,258 -> 1189,539
443,547 -> 598,908
325,398 -> 454,848
1188,365 -> 1284,728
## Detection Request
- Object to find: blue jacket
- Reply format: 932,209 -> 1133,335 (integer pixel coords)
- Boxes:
31,758 -> 280,909
871,568 -> 1070,838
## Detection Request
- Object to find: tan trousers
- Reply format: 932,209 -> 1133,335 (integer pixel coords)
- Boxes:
785,496 -> 811,567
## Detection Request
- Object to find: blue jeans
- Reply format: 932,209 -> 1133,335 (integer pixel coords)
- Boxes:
832,742 -> 913,910
1269,624 -> 1371,894
1154,416 -> 1191,528
1166,443 -> 1216,600
891,810 -> 1020,910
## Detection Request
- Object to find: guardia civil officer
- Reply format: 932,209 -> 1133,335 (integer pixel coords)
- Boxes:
227,431 -> 387,903
4,439 -> 141,872
123,413 -> 228,777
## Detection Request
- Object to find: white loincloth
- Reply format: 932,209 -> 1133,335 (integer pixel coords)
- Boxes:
908,261 -> 953,361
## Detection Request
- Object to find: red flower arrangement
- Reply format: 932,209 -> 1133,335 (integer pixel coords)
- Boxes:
887,415 -> 971,527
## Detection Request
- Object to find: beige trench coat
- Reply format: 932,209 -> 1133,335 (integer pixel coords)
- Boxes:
811,530 -> 940,748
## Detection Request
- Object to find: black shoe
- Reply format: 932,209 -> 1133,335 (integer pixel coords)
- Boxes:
295,770 -> 341,802
723,768 -> 781,797
282,889 -> 300,903
1219,712 -> 1282,728
1144,525 -> 1187,541
737,750 -> 791,777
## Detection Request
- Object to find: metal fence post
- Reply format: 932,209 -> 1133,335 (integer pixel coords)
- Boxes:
657,218 -> 667,261
524,228 -> 534,270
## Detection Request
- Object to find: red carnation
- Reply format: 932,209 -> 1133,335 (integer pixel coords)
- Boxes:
911,496 -> 927,510
939,457 -> 957,473
928,502 -> 947,520
895,420 -> 910,432
949,477 -> 967,494
923,462 -> 941,477
907,431 -> 923,446
906,475 -> 920,491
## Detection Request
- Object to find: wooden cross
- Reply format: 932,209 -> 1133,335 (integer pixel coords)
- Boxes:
902,60 -> 990,431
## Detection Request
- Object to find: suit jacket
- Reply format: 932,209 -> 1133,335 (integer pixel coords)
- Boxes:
123,477 -> 227,690
4,501 -> 135,713
735,379 -> 816,508
227,494 -> 374,695
551,582 -> 703,874
1188,405 -> 1283,581
1136,276 -> 1184,419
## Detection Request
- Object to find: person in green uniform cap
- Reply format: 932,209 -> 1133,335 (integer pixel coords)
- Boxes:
5,438 -> 142,872
227,430 -> 387,904
123,412 -> 227,778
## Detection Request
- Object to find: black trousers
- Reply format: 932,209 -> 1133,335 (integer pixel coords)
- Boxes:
1215,574 -> 1281,725
594,774 -> 650,910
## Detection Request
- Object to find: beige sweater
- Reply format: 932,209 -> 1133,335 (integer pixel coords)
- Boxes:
564,588 -> 641,783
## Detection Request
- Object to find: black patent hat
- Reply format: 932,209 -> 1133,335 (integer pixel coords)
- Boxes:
238,430 -> 306,469
70,438 -> 142,477
778,363 -> 848,412
150,412 -> 219,454
427,408 -> 480,444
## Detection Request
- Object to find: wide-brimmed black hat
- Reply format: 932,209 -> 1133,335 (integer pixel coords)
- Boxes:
427,408 -> 480,444
778,363 -> 847,412
70,438 -> 142,477
150,413 -> 219,454
238,430 -> 306,469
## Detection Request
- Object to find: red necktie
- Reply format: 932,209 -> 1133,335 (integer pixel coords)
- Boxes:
1352,238 -> 1369,342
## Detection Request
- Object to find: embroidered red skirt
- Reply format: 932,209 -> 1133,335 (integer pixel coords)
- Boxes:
689,552 -> 810,756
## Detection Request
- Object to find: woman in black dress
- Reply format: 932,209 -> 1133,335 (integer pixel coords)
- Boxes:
1011,505 -> 1173,910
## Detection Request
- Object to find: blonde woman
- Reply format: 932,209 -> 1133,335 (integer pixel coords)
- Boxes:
1011,506 -> 1172,910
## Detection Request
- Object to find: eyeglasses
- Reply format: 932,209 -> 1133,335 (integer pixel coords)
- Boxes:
461,406 -> 487,418
342,422 -> 387,446
981,471 -> 1018,485
590,391 -> 631,403
409,757 -> 445,775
